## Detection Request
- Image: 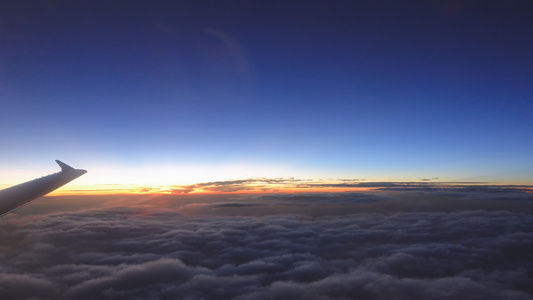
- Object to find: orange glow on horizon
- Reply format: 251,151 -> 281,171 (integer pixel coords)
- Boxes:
48,184 -> 380,196
46,180 -> 533,197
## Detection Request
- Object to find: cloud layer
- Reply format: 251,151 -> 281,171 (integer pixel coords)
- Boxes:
134,177 -> 533,195
1,192 -> 533,299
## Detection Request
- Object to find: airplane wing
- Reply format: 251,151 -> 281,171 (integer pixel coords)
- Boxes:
0,160 -> 87,217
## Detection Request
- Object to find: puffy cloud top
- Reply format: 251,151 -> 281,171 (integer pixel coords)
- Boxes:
1,191 -> 533,299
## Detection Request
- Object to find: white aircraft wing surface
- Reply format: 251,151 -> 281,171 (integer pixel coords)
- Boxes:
0,160 -> 87,217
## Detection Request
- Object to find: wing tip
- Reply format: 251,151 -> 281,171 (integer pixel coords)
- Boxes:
55,160 -> 74,172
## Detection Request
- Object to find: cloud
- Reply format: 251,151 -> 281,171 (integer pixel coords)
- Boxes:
160,177 -> 306,194
102,176 -> 532,196
61,258 -> 206,300
1,196 -> 533,300
208,202 -> 269,208
256,192 -> 388,205
0,273 -> 55,299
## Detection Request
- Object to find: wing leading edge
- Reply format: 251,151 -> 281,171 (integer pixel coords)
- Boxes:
0,160 -> 87,217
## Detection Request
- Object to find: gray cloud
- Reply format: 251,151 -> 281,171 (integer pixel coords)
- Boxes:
256,192 -> 388,205
1,195 -> 533,300
208,202 -> 269,208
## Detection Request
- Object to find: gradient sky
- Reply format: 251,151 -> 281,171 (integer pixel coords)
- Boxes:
2,3 -> 533,298
1,1 -> 532,191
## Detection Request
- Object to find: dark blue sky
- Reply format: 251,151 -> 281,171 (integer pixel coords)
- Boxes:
1,1 -> 532,186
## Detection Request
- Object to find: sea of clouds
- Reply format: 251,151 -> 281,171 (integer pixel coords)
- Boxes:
1,190 -> 532,299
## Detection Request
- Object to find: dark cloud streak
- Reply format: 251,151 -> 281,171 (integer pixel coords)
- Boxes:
146,177 -> 533,196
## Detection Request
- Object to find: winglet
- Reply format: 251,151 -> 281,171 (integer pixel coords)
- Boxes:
56,160 -> 74,172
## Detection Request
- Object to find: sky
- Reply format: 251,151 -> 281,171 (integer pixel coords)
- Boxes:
1,0 -> 532,192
